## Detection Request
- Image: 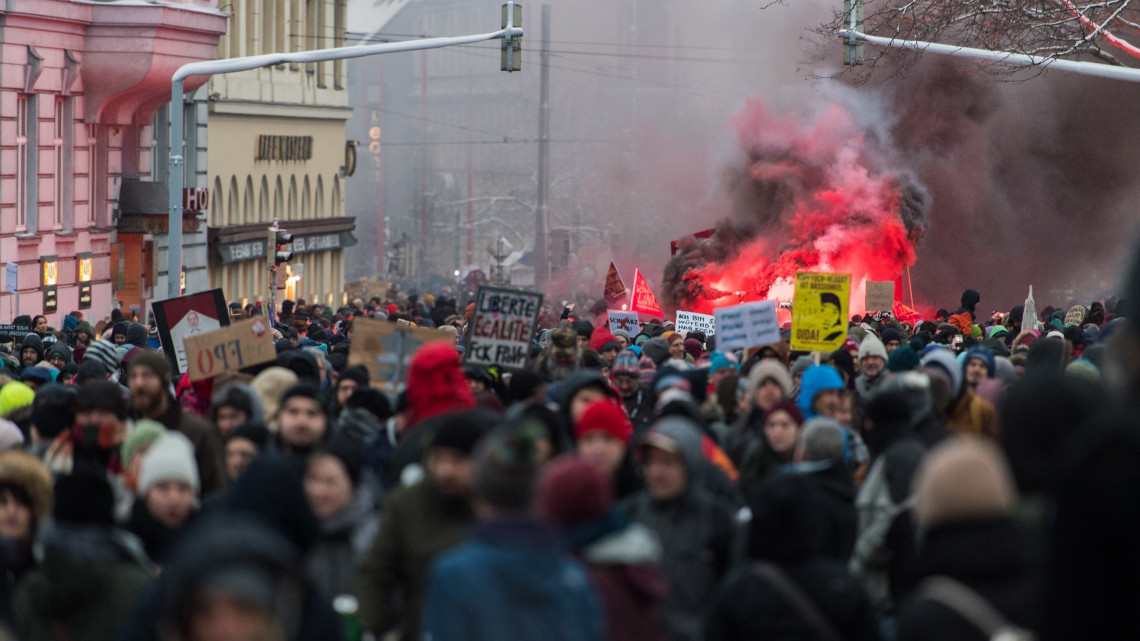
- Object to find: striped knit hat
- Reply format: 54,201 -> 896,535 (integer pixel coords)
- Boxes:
84,340 -> 120,376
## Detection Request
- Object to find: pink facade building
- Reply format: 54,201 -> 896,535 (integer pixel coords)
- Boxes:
0,0 -> 225,328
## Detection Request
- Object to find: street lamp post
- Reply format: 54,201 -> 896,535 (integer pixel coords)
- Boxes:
166,4 -> 525,300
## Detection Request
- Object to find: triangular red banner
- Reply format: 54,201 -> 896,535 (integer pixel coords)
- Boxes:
631,269 -> 664,318
603,261 -> 627,304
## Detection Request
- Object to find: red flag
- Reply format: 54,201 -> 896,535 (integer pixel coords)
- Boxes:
603,261 -> 627,305
631,269 -> 664,318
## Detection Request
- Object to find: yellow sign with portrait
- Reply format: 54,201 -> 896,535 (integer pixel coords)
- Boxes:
790,271 -> 850,352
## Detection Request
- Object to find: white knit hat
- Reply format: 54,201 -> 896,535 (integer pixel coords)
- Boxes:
137,432 -> 200,497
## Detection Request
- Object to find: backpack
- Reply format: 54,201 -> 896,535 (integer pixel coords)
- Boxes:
918,575 -> 1037,641
849,456 -> 912,611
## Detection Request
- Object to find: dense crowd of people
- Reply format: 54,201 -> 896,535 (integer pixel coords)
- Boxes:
0,261 -> 1136,641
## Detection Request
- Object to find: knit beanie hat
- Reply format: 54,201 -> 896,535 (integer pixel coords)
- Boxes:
0,382 -> 35,416
137,432 -> 200,497
880,327 -> 903,345
404,342 -> 476,427
746,359 -> 794,402
964,346 -> 996,377
611,351 -> 640,377
791,355 -> 813,378
709,351 -> 739,375
84,339 -> 120,376
858,335 -> 888,363
0,420 -> 24,453
574,399 -> 633,445
75,380 -> 128,420
638,356 -> 657,387
683,338 -> 704,361
921,348 -> 963,399
913,436 -> 1017,531
315,436 -> 364,488
887,345 -> 920,372
537,455 -> 612,528
429,412 -> 490,456
641,337 -> 670,367
121,419 -> 167,465
473,422 -> 545,510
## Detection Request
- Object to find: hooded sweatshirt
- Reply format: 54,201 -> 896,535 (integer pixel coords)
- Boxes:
625,417 -> 736,641
796,365 -> 845,421
405,342 -> 476,429
18,334 -> 44,368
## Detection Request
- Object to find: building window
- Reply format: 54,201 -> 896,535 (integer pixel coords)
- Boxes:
15,95 -> 29,231
88,127 -> 98,225
53,98 -> 65,229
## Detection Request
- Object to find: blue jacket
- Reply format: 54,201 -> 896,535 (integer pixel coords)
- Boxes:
424,518 -> 604,641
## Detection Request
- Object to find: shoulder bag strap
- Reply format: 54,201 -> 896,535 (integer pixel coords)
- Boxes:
918,575 -> 1012,638
752,562 -> 844,641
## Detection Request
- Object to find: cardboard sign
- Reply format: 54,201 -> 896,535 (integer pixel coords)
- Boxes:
151,289 -> 230,374
790,272 -> 851,352
607,310 -> 640,336
714,301 -> 780,352
603,262 -> 627,305
631,269 -> 663,318
675,311 -> 716,336
349,317 -> 445,389
865,281 -> 894,313
183,317 -> 276,382
466,286 -> 543,370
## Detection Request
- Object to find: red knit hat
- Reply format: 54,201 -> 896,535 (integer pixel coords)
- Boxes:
588,326 -> 618,353
537,455 -> 613,528
574,400 -> 633,445
405,342 -> 476,428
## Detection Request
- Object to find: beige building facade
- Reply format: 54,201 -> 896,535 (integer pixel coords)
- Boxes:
206,0 -> 356,309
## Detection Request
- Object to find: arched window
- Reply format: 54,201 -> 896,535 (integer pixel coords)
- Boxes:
228,176 -> 239,227
244,176 -> 255,224
211,176 -> 223,227
273,176 -> 283,220
259,175 -> 269,222
315,175 -> 325,218
301,176 -> 311,219
287,175 -> 298,220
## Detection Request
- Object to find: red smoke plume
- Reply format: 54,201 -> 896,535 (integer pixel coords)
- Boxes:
662,98 -> 929,315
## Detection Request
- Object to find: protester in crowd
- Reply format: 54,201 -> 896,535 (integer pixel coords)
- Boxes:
355,414 -> 487,641
856,334 -> 890,401
896,436 -> 1043,641
126,433 -> 200,566
626,417 -> 736,641
207,382 -> 264,438
14,471 -> 154,641
724,359 -> 793,466
538,455 -> 668,641
611,351 -> 655,433
127,352 -> 225,494
788,418 -> 858,561
575,399 -> 642,499
271,384 -> 332,462
423,422 -> 604,641
0,450 -> 53,626
705,473 -> 880,641
304,436 -> 379,598
736,400 -> 806,484
922,348 -> 1000,439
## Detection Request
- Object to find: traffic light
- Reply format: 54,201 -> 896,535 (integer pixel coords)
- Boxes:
501,2 -> 522,72
267,226 -> 294,268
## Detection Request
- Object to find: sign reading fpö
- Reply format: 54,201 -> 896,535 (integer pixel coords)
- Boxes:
256,135 -> 313,161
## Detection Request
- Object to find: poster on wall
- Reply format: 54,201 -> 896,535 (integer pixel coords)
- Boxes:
151,289 -> 231,374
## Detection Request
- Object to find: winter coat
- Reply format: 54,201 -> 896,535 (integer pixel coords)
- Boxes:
124,499 -> 197,566
566,515 -> 668,641
796,460 -> 858,562
624,418 -> 737,641
354,476 -> 474,641
17,334 -> 44,371
704,559 -> 882,641
622,386 -> 656,435
945,389 -> 1000,439
306,485 -> 379,598
423,518 -> 605,641
13,522 -> 152,641
724,407 -> 764,467
139,395 -> 226,495
896,518 -> 1044,641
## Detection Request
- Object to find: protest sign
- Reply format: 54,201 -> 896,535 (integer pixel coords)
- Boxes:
675,311 -> 716,337
349,317 -> 445,389
603,262 -> 627,305
608,310 -> 640,336
790,272 -> 851,352
865,281 -> 895,313
713,301 -> 779,352
182,317 -> 276,382
465,286 -> 543,370
151,289 -> 230,374
631,269 -> 664,318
